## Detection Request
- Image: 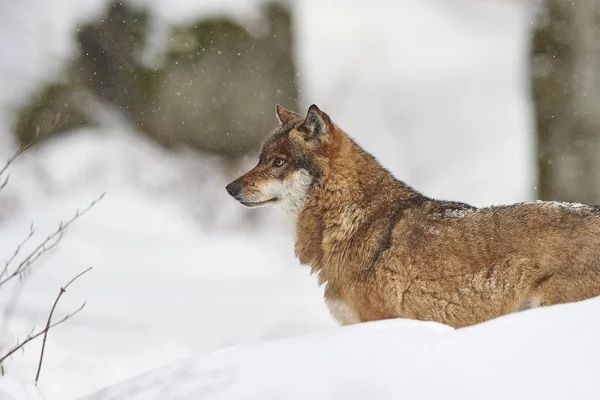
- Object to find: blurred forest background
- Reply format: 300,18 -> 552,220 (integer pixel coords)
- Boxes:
15,1 -> 299,157
4,0 -> 599,209
532,0 -> 600,203
1,0 -> 600,399
1,0 -> 534,225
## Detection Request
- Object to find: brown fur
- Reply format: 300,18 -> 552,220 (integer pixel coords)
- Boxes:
227,104 -> 600,328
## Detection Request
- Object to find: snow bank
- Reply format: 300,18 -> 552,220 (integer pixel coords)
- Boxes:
0,377 -> 47,400
80,297 -> 600,400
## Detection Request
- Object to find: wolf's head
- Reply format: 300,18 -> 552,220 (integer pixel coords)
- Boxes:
226,104 -> 334,215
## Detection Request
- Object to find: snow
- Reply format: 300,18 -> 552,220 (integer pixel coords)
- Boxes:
0,377 -> 47,400
443,208 -> 477,218
79,299 -> 600,400
442,199 -> 596,219
0,0 -> 546,399
528,200 -> 592,210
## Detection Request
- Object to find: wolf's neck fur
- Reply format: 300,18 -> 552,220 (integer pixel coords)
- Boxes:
294,129 -> 422,285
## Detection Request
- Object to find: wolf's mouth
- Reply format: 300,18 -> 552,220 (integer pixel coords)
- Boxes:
239,198 -> 279,208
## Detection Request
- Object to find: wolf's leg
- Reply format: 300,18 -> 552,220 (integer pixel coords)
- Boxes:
325,298 -> 361,325
517,297 -> 542,311
534,266 -> 600,306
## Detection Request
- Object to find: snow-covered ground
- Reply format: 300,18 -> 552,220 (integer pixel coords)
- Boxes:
0,377 -> 47,400
78,298 -> 600,400
0,0 -> 542,399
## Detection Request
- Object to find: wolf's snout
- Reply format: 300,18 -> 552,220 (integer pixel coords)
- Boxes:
226,181 -> 242,198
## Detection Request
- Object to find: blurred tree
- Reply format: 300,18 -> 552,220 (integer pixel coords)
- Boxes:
16,1 -> 299,157
532,0 -> 600,203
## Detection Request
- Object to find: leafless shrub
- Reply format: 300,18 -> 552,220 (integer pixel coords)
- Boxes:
0,114 -> 103,382
0,269 -> 90,375
0,193 -> 104,288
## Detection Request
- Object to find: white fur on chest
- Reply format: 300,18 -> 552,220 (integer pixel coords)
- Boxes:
325,299 -> 361,325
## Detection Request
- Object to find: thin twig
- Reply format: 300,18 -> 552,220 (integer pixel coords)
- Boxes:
0,301 -> 86,365
0,142 -> 36,185
0,275 -> 29,356
0,192 -> 105,288
63,267 -> 92,290
0,222 -> 35,281
0,221 -> 64,352
0,175 -> 9,192
35,266 -> 92,384
0,113 -> 60,191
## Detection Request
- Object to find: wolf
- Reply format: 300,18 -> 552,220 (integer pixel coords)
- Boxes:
226,104 -> 600,328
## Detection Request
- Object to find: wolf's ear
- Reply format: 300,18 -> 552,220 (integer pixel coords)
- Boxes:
299,104 -> 331,139
276,104 -> 302,125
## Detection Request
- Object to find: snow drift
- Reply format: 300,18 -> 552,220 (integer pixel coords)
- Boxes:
80,297 -> 600,400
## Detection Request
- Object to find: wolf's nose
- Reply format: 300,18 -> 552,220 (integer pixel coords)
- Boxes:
226,181 -> 242,197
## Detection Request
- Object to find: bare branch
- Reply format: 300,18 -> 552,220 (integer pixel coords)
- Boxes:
0,192 -> 105,288
0,175 -> 8,192
1,222 -> 35,281
0,301 -> 86,365
0,113 -> 60,192
0,273 -> 29,357
63,267 -> 93,290
0,142 -> 35,185
35,267 -> 91,384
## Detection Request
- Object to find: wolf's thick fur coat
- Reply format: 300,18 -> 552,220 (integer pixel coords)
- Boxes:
227,105 -> 600,328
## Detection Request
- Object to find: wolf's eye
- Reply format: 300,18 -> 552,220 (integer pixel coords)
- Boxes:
273,158 -> 287,167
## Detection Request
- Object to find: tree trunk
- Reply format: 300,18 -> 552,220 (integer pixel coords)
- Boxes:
532,0 -> 600,204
